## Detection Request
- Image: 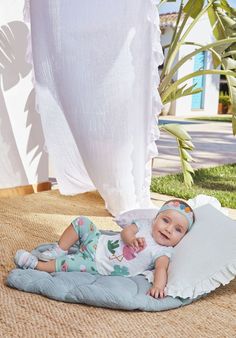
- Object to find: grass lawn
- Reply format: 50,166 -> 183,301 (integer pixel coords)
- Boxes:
151,163 -> 236,209
187,115 -> 232,123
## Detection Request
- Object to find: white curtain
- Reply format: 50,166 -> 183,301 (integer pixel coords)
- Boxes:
0,0 -> 48,190
29,0 -> 163,215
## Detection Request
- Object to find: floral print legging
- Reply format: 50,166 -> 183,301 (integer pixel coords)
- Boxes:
55,216 -> 101,273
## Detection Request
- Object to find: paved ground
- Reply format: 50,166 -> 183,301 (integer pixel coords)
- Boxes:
153,118 -> 236,176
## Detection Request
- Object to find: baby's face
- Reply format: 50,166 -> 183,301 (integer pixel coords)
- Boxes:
152,209 -> 188,247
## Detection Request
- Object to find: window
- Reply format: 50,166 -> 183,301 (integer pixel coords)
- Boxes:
191,51 -> 206,110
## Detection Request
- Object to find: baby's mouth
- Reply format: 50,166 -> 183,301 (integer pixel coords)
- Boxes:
160,232 -> 169,240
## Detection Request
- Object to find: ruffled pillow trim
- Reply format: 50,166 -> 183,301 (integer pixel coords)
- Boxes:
166,260 -> 236,299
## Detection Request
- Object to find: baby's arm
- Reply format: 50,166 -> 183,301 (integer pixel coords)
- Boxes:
147,255 -> 170,299
120,224 -> 145,249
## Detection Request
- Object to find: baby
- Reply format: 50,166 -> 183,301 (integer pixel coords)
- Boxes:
14,199 -> 195,299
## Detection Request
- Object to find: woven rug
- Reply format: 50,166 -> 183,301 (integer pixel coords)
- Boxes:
1,190 -> 236,338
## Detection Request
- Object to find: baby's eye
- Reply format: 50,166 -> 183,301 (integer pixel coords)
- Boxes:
163,217 -> 169,223
175,227 -> 182,233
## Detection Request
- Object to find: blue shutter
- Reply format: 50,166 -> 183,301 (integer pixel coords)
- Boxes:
191,51 -> 206,109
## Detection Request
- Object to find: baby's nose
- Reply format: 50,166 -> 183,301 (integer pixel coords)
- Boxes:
166,225 -> 172,233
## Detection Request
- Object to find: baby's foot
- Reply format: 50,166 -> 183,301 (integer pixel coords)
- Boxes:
38,244 -> 68,261
14,250 -> 38,269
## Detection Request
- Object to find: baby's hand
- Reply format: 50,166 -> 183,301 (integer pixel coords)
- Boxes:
128,237 -> 146,250
147,285 -> 166,299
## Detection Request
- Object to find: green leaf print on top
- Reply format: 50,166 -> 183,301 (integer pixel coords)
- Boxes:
111,265 -> 129,276
107,240 -> 119,254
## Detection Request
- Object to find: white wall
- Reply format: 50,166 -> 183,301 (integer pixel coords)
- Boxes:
160,15 -> 220,117
0,0 -> 48,189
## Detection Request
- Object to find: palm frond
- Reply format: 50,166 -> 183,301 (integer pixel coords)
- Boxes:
159,124 -> 194,187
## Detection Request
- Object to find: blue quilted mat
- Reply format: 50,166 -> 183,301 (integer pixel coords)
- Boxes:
7,233 -> 197,311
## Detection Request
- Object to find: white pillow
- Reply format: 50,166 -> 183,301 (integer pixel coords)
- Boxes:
114,208 -> 159,228
166,204 -> 236,299
114,194 -> 228,228
187,194 -> 228,216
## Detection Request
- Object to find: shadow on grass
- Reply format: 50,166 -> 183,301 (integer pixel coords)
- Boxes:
195,181 -> 236,192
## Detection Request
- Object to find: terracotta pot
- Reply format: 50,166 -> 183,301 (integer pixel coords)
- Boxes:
218,103 -> 229,114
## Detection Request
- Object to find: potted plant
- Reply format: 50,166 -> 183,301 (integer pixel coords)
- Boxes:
218,92 -> 231,114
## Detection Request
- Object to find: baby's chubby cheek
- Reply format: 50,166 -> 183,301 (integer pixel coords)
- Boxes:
152,230 -> 161,243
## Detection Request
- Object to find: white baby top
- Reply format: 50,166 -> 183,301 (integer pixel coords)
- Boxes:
95,219 -> 173,276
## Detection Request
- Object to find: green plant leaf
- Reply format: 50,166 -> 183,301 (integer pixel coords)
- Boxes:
160,123 -> 191,141
179,139 -> 195,150
183,170 -> 194,187
159,124 -> 195,186
232,114 -> 236,135
209,2 -> 236,135
227,76 -> 236,134
222,57 -> 236,70
180,148 -> 194,161
182,160 -> 195,173
158,0 -> 176,7
161,69 -> 236,102
159,38 -> 236,94
163,83 -> 203,104
207,5 -> 226,40
183,0 -> 205,19
220,0 -> 236,16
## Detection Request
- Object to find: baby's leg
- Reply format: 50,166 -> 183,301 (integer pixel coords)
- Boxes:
56,216 -> 95,250
58,224 -> 79,251
15,216 -> 100,273
55,252 -> 98,273
39,216 -> 92,261
36,260 -> 56,273
55,218 -> 101,273
14,250 -> 56,271
37,223 -> 79,261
